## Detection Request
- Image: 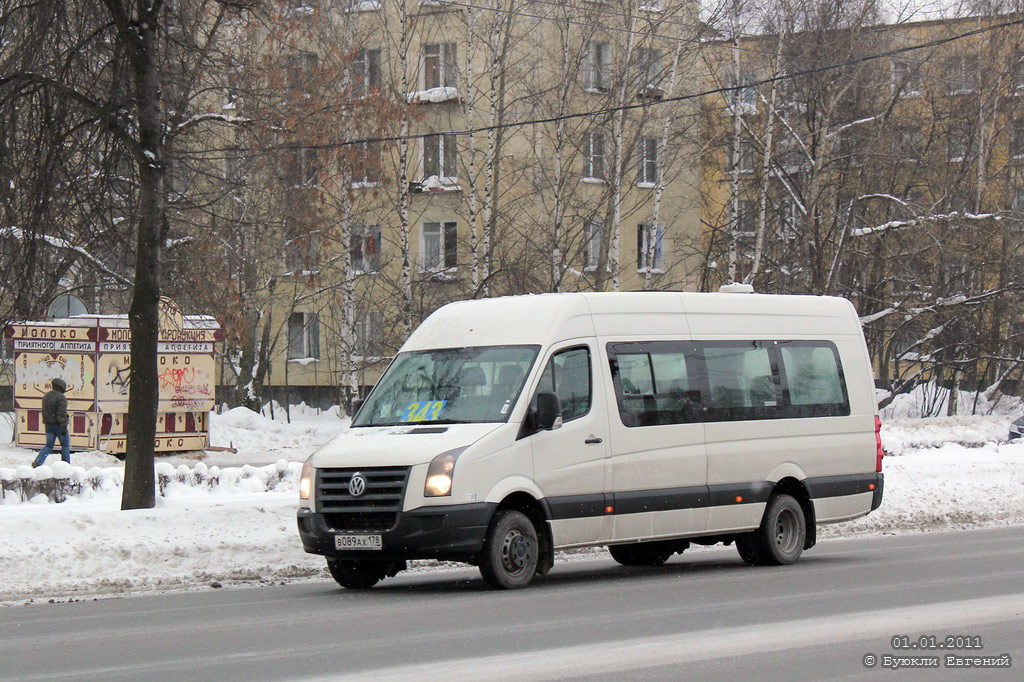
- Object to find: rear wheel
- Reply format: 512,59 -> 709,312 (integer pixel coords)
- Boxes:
608,541 -> 677,566
326,558 -> 388,589
736,494 -> 806,566
478,510 -> 539,589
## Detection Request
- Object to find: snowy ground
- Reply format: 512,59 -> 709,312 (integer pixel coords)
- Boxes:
2,407 -> 1024,604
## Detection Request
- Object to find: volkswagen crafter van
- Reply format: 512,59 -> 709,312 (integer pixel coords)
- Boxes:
297,292 -> 884,589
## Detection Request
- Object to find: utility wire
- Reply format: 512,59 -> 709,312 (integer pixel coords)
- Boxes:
440,0 -> 1013,89
283,15 -> 1024,151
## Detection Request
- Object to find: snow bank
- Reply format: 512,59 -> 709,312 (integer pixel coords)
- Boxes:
0,492 -> 326,602
882,416 -> 1015,455
881,383 -> 1024,419
0,459 -> 300,505
823,441 -> 1024,537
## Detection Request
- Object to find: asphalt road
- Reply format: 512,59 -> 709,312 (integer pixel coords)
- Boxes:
2,526 -> 1023,681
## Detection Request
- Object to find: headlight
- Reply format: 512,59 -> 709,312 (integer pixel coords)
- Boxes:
424,447 -> 468,497
299,456 -> 313,500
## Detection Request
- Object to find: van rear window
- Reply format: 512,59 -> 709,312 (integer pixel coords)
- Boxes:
776,341 -> 849,417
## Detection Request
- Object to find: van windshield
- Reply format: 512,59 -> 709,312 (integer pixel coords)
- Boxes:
353,345 -> 540,427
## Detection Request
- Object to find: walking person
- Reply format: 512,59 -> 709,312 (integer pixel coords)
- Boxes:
32,378 -> 71,468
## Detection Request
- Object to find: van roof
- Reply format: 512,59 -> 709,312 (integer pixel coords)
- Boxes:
401,292 -> 861,352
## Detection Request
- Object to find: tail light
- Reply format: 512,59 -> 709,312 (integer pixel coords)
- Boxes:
875,416 -> 884,472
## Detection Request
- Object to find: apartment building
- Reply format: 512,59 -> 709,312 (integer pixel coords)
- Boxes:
699,12 -> 1024,400
228,0 -> 706,405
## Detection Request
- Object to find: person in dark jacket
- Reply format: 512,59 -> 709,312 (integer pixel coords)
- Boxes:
32,378 -> 71,467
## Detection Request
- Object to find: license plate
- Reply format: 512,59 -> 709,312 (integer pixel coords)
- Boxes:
335,534 -> 382,551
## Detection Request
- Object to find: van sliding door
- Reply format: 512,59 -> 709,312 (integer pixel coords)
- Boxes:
603,340 -> 708,542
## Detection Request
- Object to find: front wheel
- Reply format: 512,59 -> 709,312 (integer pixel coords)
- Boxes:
327,558 -> 388,589
478,510 -> 539,589
736,494 -> 806,566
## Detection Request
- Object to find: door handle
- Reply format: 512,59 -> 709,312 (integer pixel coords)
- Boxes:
585,436 -> 603,445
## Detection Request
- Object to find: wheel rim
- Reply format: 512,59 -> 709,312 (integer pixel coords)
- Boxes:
500,528 -> 533,575
774,508 -> 800,555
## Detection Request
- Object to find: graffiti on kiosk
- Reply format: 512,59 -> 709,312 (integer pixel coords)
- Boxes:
18,354 -> 83,395
170,397 -> 205,410
107,363 -> 131,395
159,366 -> 196,390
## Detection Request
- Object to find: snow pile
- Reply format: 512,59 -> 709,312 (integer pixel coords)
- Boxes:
881,383 -> 1024,419
406,86 -> 459,104
823,441 -> 1024,537
0,459 -> 301,505
0,492 -> 326,602
882,416 -> 1015,455
207,404 -> 349,466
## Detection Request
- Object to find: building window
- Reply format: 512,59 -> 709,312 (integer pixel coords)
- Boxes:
351,140 -> 380,185
286,52 -> 317,92
423,43 -> 457,89
583,220 -> 602,270
1012,121 -> 1024,159
584,41 -> 610,93
637,222 -> 664,272
423,133 -> 457,183
892,59 -> 922,96
422,221 -> 457,271
946,55 -> 978,95
635,47 -> 663,95
285,230 -> 320,273
351,224 -> 382,273
637,136 -> 658,185
285,147 -> 318,186
288,312 -> 320,360
225,147 -> 244,185
356,311 -> 384,357
729,135 -> 755,173
895,126 -> 921,161
584,131 -> 606,180
729,75 -> 757,113
735,199 -> 756,235
352,48 -> 381,98
947,127 -> 970,163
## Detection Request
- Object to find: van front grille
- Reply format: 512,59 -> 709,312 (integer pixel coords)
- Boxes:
315,467 -> 409,531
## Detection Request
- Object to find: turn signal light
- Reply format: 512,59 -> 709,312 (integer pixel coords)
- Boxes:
735,496 -> 744,503
605,506 -> 614,514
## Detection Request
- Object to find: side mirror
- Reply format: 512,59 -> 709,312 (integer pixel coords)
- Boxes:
535,391 -> 563,431
350,398 -> 364,418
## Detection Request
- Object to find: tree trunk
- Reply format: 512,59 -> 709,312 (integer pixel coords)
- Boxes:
121,9 -> 163,511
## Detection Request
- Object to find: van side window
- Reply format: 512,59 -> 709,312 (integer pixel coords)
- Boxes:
700,342 -> 780,421
777,341 -> 850,417
607,342 -> 701,427
537,347 -> 592,421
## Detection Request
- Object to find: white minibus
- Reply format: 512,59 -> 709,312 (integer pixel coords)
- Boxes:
297,292 -> 884,589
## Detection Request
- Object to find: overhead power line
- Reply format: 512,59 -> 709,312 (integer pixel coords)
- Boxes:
286,15 -> 1024,151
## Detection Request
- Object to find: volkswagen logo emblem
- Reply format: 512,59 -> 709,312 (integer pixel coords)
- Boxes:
348,472 -> 367,497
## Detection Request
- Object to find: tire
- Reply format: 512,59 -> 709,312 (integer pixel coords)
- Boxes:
608,541 -> 676,566
736,494 -> 806,566
326,558 -> 388,589
478,510 -> 539,589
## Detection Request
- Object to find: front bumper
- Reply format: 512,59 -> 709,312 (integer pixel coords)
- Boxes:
297,502 -> 497,562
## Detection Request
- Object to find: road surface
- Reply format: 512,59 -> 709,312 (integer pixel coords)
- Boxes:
2,525 -> 1022,681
